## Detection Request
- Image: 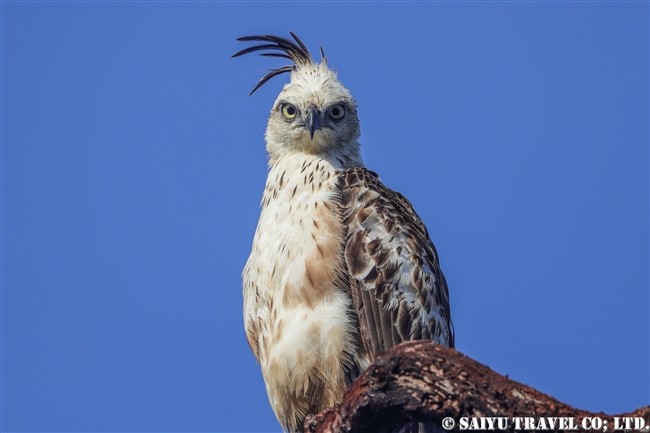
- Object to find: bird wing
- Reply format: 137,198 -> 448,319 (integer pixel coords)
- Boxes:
336,168 -> 454,359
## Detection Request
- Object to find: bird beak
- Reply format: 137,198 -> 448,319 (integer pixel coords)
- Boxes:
305,107 -> 321,140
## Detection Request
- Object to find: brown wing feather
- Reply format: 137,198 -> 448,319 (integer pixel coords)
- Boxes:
337,168 -> 454,365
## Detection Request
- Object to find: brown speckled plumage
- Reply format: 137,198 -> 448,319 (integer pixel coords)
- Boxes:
337,168 -> 454,356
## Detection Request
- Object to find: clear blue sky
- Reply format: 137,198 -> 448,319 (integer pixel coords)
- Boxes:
2,2 -> 648,432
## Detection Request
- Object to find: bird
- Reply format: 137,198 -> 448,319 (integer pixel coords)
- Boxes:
234,32 -> 454,433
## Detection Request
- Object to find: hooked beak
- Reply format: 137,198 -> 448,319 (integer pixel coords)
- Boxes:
305,107 -> 321,140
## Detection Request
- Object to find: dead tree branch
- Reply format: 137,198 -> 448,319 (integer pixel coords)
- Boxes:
305,341 -> 649,433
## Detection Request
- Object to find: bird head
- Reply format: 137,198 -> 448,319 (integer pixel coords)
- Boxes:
233,33 -> 361,163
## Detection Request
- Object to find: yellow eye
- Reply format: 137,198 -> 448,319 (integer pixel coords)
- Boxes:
282,104 -> 297,119
329,105 -> 345,119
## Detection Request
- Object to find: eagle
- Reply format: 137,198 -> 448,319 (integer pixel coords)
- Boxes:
235,33 -> 454,433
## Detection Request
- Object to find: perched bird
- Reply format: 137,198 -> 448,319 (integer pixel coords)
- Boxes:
235,33 -> 454,433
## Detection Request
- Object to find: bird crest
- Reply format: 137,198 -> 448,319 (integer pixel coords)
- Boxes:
232,32 -> 328,96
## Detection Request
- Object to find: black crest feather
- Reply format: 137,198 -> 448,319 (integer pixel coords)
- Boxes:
232,32 -> 313,96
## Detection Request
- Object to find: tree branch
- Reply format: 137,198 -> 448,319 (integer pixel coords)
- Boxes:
305,341 -> 649,433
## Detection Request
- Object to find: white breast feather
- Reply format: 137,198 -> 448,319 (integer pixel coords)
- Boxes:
242,154 -> 359,432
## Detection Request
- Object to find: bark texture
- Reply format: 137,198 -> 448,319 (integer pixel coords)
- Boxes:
304,341 -> 649,433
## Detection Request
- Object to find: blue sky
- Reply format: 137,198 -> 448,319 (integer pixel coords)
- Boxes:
2,2 -> 648,432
